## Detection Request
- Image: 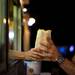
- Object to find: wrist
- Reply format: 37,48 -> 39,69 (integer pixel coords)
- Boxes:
55,55 -> 65,64
23,51 -> 27,60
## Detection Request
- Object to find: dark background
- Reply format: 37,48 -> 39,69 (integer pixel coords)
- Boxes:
25,0 -> 75,47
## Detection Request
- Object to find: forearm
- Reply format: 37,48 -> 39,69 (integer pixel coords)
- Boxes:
59,58 -> 75,75
8,50 -> 26,60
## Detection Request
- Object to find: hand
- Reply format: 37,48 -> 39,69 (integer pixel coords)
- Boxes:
24,48 -> 45,61
39,38 -> 61,61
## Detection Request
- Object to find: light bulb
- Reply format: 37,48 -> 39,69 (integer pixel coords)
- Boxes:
28,18 -> 36,26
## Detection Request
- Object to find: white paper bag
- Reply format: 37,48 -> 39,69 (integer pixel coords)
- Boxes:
35,29 -> 52,48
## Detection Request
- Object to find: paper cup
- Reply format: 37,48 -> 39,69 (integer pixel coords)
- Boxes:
26,61 -> 41,75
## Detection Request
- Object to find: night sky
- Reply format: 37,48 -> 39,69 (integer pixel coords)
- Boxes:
25,0 -> 75,47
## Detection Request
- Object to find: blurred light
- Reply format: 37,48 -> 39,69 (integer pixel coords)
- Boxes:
9,31 -> 14,40
69,45 -> 74,52
3,18 -> 6,24
8,18 -> 10,24
23,18 -> 26,23
28,18 -> 36,26
58,47 -> 66,55
59,47 -> 65,53
22,8 -> 27,12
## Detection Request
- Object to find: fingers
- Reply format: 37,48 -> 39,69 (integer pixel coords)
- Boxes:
46,37 -> 55,47
31,48 -> 53,61
40,41 -> 49,47
31,54 -> 42,60
26,50 -> 44,61
25,49 -> 54,61
31,51 -> 45,57
31,47 -> 47,54
25,43 -> 58,61
40,39 -> 54,50
39,46 -> 48,52
31,48 -> 39,51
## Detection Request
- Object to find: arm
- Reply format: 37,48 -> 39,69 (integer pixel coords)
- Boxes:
8,48 -> 44,60
39,38 -> 75,75
8,50 -> 26,60
59,58 -> 75,75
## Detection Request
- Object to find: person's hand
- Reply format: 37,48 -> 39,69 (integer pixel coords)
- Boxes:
39,38 -> 62,61
24,48 -> 45,61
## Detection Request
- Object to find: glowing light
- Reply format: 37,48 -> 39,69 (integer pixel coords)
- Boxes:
28,18 -> 36,26
22,8 -> 27,12
9,31 -> 14,40
69,45 -> 74,52
59,47 -> 65,53
3,18 -> 6,24
23,18 -> 26,23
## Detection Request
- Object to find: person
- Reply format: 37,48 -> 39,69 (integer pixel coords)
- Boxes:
38,37 -> 75,75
